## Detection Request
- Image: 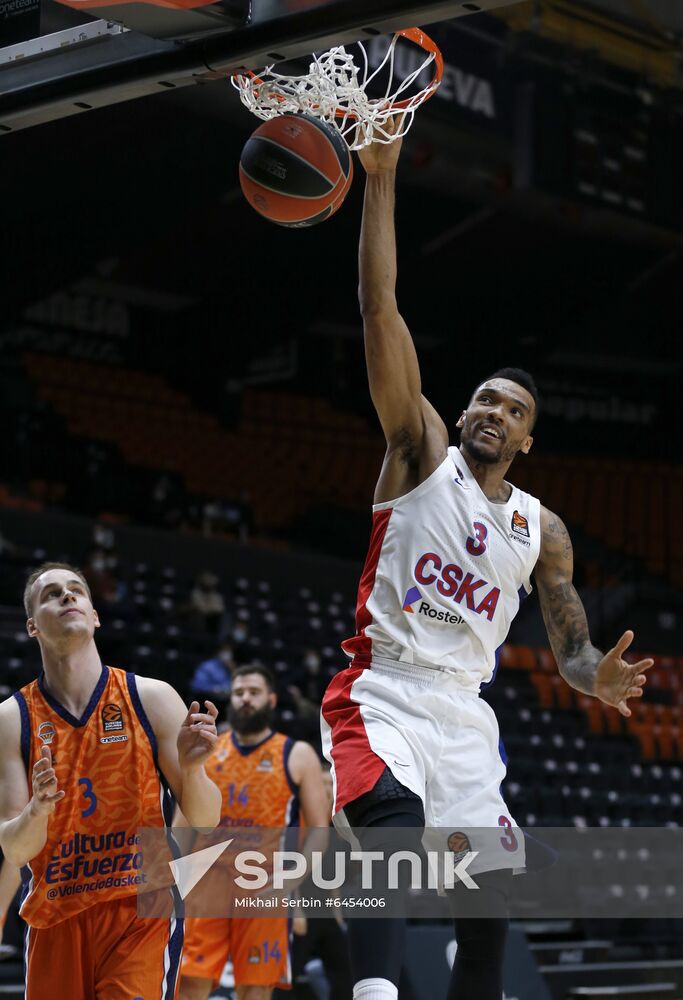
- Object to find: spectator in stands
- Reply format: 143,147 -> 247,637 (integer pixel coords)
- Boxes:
91,522 -> 116,553
190,641 -> 235,699
85,548 -> 124,607
201,492 -> 254,542
287,683 -> 319,724
188,571 -> 225,636
287,650 -> 327,742
291,648 -> 326,704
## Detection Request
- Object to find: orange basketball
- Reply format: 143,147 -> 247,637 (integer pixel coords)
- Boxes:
239,113 -> 353,227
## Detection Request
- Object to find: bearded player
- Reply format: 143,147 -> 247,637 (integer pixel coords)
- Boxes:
320,129 -> 652,1000
0,562 -> 221,1000
179,665 -> 329,1000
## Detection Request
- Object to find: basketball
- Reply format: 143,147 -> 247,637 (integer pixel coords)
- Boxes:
239,113 -> 353,227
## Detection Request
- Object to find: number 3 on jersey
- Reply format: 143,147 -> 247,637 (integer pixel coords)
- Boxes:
466,521 -> 488,557
78,777 -> 97,818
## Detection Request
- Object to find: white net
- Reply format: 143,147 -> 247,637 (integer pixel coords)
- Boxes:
231,32 -> 439,150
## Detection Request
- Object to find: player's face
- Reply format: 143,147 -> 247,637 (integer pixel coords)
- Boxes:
457,379 -> 534,465
26,569 -> 100,646
229,674 -> 276,735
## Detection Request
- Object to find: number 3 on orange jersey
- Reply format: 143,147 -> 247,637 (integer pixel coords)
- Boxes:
78,776 -> 98,818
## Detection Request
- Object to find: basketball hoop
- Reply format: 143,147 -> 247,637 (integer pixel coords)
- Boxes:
231,27 -> 443,150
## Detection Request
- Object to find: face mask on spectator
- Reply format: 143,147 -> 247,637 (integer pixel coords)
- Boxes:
304,653 -> 320,674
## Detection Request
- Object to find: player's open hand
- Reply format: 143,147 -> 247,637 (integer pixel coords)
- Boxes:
357,115 -> 403,173
594,630 -> 653,717
30,745 -> 65,817
177,700 -> 218,770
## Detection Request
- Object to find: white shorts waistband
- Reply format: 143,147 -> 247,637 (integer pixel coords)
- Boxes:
366,655 -> 481,694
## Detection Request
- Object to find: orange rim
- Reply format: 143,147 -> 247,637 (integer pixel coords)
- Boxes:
382,27 -> 444,112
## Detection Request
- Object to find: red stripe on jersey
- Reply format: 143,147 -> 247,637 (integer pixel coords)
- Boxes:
341,507 -> 393,666
321,667 -> 386,813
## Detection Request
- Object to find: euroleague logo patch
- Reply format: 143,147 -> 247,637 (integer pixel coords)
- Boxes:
257,753 -> 273,772
101,703 -> 124,732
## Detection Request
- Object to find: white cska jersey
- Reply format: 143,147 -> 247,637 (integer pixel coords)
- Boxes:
342,446 -> 541,686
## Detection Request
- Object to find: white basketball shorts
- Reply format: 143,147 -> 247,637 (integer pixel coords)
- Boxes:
320,657 -> 525,875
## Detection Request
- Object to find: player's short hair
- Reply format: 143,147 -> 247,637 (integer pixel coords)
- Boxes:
232,664 -> 276,692
23,562 -> 92,618
479,367 -> 540,427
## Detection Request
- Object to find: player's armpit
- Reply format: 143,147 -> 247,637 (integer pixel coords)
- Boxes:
534,507 -> 602,696
374,395 -> 449,504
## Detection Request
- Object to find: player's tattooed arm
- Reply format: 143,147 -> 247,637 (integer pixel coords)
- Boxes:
535,508 -> 601,693
534,507 -> 652,715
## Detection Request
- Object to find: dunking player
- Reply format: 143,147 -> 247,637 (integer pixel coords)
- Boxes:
0,562 -> 221,999
320,130 -> 652,1000
179,665 -> 329,1000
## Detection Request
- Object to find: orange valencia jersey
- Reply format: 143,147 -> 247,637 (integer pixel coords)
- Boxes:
209,730 -> 299,829
14,665 -> 173,929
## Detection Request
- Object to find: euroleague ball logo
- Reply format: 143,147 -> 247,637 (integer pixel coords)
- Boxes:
447,831 -> 471,862
101,703 -> 124,733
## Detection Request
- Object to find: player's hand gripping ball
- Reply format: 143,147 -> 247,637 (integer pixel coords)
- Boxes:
239,113 -> 353,227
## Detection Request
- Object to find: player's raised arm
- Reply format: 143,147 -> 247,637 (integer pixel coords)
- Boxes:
534,506 -> 653,716
135,678 -> 222,828
0,699 -> 65,868
357,127 -> 448,495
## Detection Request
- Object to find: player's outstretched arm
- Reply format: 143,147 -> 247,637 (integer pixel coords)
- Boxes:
0,699 -> 64,868
136,678 -> 222,828
358,126 -> 448,499
535,507 -> 652,716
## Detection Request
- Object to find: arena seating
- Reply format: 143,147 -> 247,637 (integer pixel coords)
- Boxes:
17,352 -> 683,586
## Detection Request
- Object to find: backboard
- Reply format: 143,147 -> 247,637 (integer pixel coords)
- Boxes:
0,0 -> 524,133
